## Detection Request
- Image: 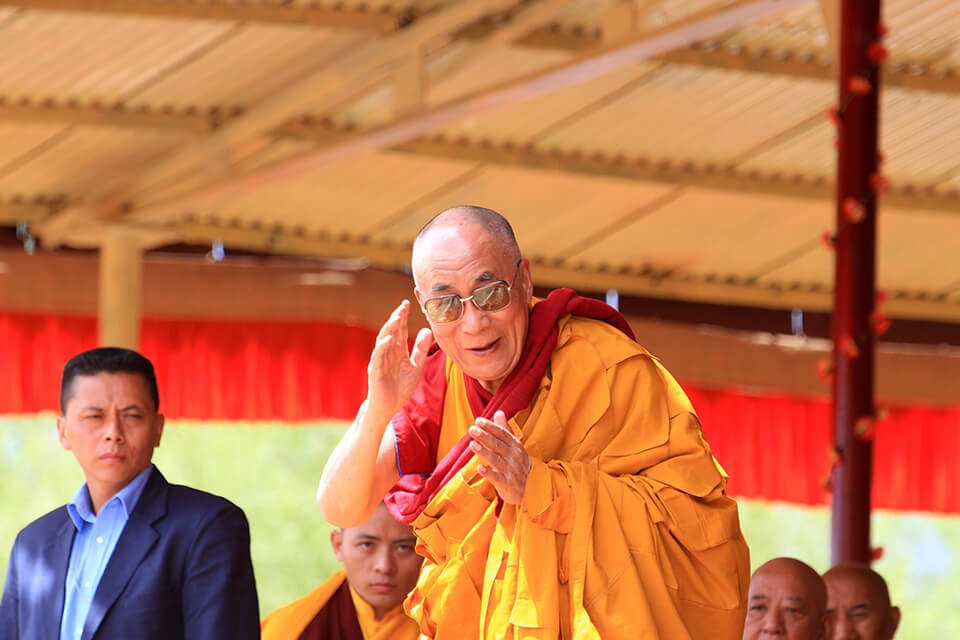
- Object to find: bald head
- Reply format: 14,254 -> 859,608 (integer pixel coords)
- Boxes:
823,563 -> 900,639
743,558 -> 828,640
411,206 -> 520,285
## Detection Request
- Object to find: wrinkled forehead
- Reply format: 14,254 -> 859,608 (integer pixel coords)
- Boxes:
750,569 -> 817,602
825,573 -> 885,606
412,222 -> 512,286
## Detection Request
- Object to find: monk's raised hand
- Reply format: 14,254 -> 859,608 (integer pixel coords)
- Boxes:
468,410 -> 531,505
368,300 -> 434,417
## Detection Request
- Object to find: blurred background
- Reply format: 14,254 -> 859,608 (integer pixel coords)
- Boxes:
1,0 -> 958,637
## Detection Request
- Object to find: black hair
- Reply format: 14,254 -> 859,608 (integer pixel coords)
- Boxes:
60,347 -> 160,413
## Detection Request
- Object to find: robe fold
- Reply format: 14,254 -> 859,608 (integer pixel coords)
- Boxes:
387,289 -> 751,639
260,570 -> 418,640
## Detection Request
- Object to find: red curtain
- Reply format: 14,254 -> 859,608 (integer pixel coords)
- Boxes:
2,311 -> 958,513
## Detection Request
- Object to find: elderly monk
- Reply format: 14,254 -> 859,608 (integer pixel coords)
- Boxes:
317,206 -> 750,639
743,557 -> 828,640
823,563 -> 900,640
261,503 -> 421,640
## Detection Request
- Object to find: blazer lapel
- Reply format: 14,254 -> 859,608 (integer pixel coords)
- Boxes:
40,513 -> 77,640
82,469 -> 168,640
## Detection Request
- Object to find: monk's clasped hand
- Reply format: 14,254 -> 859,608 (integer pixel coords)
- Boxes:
468,410 -> 531,505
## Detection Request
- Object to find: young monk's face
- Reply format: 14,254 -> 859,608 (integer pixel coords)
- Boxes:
413,221 -> 532,394
331,504 -> 422,620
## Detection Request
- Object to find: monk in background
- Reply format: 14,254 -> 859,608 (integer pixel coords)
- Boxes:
824,563 -> 900,639
742,557 -> 828,640
317,206 -> 750,638
261,503 -> 420,640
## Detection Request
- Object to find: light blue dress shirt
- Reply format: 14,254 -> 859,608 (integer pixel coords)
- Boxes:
59,464 -> 154,640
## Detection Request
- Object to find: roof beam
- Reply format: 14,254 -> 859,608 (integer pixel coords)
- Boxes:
0,97 -> 217,133
35,0 -> 524,243
5,100 -> 959,214
12,0 -> 960,96
385,135 -> 960,213
121,0 -> 523,198
661,44 -> 960,95
2,0 -> 406,33
154,221 -> 413,271
138,220 -> 960,322
121,0 -> 816,226
463,17 -> 960,96
0,197 -> 67,224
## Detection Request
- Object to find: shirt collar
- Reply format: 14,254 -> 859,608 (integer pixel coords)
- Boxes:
66,464 -> 155,530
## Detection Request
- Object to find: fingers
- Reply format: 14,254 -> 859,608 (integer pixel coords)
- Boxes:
410,328 -> 434,369
471,411 -> 517,448
377,300 -> 410,342
468,412 -> 529,504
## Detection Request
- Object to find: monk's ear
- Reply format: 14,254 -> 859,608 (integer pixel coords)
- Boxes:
890,606 -> 901,635
520,259 -> 533,301
330,529 -> 344,561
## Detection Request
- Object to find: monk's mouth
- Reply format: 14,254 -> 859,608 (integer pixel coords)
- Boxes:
469,338 -> 500,354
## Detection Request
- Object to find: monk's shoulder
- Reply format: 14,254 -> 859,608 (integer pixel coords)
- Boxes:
558,315 -> 655,368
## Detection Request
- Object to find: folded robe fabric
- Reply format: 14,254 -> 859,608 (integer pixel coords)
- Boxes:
387,289 -> 751,639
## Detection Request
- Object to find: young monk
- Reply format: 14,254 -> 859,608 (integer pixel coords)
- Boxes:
261,503 -> 421,640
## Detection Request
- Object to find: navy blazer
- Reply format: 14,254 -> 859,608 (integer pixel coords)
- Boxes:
0,467 -> 260,640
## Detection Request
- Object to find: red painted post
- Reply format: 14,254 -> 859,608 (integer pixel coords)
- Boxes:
830,0 -> 883,565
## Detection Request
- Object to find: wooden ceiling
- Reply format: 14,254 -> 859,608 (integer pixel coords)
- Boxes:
1,0 -> 959,322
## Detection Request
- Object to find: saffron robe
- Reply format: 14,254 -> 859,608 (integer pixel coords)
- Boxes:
388,290 -> 751,639
260,570 -> 419,640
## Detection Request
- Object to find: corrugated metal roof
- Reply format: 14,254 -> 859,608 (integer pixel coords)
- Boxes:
0,0 -> 957,320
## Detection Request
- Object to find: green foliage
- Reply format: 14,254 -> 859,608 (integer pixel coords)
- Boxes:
2,415 -> 958,638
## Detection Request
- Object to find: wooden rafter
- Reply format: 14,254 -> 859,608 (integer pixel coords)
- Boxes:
2,0 -> 407,33
12,0 -> 960,96
5,101 -> 959,214
119,0 -> 817,226
385,134 -> 960,213
0,196 -> 68,224
661,44 -> 960,95
0,98 -> 218,133
465,19 -> 960,96
35,0 -> 525,243
134,220 -> 960,322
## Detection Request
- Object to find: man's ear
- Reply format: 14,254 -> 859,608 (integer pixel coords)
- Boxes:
154,414 -> 165,448
331,529 -> 344,562
56,415 -> 70,451
889,606 -> 901,636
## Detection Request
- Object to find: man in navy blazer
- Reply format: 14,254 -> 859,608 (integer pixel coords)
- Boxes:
0,347 -> 260,640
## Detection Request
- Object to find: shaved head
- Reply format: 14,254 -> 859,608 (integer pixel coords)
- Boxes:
411,206 -> 520,286
823,563 -> 900,639
743,557 -> 828,640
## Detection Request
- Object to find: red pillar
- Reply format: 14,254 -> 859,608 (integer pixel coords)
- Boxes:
830,0 -> 884,565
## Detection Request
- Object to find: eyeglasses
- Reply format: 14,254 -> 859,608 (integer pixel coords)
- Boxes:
421,262 -> 521,324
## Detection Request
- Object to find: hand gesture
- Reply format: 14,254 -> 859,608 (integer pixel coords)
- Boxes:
469,410 -> 531,505
367,300 -> 434,417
